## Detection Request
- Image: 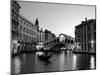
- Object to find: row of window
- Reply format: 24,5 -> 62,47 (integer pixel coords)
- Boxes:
19,25 -> 37,36
76,23 -> 96,34
19,18 -> 37,30
81,43 -> 96,51
87,22 -> 96,31
12,9 -> 18,22
84,32 -> 96,41
65,39 -> 74,44
76,31 -> 96,42
19,33 -> 37,42
51,38 -> 74,44
12,19 -> 18,32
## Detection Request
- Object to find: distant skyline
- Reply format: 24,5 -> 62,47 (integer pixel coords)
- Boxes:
18,1 -> 95,37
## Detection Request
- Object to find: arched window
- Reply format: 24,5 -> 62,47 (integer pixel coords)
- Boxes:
59,35 -> 65,42
65,38 -> 67,42
68,39 -> 70,43
71,40 -> 73,44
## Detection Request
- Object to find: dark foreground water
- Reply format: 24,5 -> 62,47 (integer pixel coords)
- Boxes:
11,51 -> 96,74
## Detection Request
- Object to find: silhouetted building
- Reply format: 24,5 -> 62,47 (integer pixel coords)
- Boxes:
75,18 -> 96,53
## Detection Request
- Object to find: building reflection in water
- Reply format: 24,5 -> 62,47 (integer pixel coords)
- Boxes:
72,54 -> 77,70
12,52 -> 96,74
12,56 -> 21,74
59,51 -> 65,70
90,55 -> 95,69
22,53 -> 26,65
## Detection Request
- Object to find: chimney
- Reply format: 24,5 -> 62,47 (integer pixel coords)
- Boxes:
85,17 -> 87,21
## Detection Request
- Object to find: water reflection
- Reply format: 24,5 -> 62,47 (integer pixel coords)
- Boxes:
12,52 -> 96,74
59,51 -> 65,70
90,55 -> 95,69
12,56 -> 21,74
22,53 -> 26,65
72,54 -> 77,70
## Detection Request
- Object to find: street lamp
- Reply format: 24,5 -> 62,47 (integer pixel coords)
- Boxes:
91,40 -> 94,53
91,40 -> 94,44
18,43 -> 20,46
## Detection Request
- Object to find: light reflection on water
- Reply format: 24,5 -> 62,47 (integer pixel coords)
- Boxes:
12,56 -> 21,74
90,55 -> 95,69
72,54 -> 77,70
12,51 -> 96,74
59,51 -> 65,70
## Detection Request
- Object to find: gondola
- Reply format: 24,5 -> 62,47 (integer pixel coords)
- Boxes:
38,54 -> 52,60
36,43 -> 52,60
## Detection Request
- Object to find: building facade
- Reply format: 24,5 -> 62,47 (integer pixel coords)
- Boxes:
45,30 -> 56,44
11,1 -> 21,53
44,29 -> 56,49
11,1 -> 39,53
75,18 -> 96,53
38,28 -> 45,43
18,15 -> 38,51
11,1 -> 21,41
11,1 -> 57,52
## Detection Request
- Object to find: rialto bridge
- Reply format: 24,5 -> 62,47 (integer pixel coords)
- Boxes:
44,33 -> 75,51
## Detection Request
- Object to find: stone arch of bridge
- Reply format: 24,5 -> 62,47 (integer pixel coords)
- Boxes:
59,33 -> 68,42
48,33 -> 74,50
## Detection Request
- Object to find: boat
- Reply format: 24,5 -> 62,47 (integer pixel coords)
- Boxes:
38,54 -> 52,60
36,49 -> 52,60
36,50 -> 52,60
36,42 -> 44,50
36,42 -> 52,60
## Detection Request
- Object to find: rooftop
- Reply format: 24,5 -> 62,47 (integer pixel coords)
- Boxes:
75,18 -> 96,28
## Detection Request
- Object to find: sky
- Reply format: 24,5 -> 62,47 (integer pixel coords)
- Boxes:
18,1 -> 95,37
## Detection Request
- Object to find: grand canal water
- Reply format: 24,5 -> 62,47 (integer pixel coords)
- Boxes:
11,51 -> 96,74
